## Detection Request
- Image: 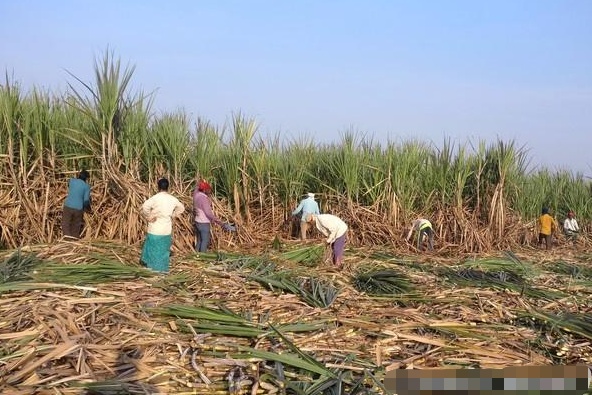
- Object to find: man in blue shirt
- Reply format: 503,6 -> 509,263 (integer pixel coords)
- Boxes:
62,170 -> 91,239
292,192 -> 320,240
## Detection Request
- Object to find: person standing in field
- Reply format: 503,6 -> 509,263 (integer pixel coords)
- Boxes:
305,213 -> 348,268
538,207 -> 557,250
563,210 -> 580,243
406,218 -> 434,251
193,179 -> 234,252
141,178 -> 185,273
292,193 -> 320,240
62,170 -> 91,239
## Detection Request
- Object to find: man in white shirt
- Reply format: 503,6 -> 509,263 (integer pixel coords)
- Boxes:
140,178 -> 185,272
306,213 -> 348,268
563,211 -> 580,243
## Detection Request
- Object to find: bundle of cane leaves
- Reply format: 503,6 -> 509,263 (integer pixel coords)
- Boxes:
248,271 -> 339,308
195,250 -> 244,263
368,250 -> 398,261
414,323 -> 494,341
248,270 -> 302,295
224,257 -> 277,276
232,345 -> 335,378
0,250 -> 40,283
148,272 -> 191,291
280,245 -> 324,267
461,255 -> 537,278
286,355 -> 385,394
353,267 -> 413,295
447,267 -> 525,286
518,309 -> 592,341
547,261 -> 592,279
153,305 -> 328,338
298,277 -> 340,308
152,304 -> 248,324
439,266 -> 565,300
251,324 -> 337,378
287,375 -> 347,395
30,261 -> 156,284
150,304 -> 262,337
72,380 -> 153,395
367,251 -> 425,271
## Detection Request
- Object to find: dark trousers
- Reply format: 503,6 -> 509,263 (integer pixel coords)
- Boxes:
195,222 -> 211,252
62,206 -> 84,239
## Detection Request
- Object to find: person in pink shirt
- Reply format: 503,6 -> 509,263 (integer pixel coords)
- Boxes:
193,179 -> 234,252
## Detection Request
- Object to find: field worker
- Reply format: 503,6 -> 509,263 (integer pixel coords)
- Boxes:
141,178 -> 185,272
193,179 -> 235,252
305,213 -> 348,268
62,169 -> 91,239
563,210 -> 579,243
292,193 -> 320,240
538,207 -> 557,250
406,218 -> 434,251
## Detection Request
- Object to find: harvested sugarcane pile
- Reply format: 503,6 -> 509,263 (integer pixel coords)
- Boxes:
352,268 -> 413,296
0,241 -> 591,394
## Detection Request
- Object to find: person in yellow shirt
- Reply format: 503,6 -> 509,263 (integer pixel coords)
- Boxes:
406,218 -> 434,251
538,207 -> 557,250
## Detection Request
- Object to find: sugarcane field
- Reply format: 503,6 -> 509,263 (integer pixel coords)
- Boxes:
1,55 -> 592,395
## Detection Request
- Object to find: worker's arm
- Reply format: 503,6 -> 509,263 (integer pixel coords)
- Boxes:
172,201 -> 185,218
292,201 -> 304,216
406,226 -> 414,241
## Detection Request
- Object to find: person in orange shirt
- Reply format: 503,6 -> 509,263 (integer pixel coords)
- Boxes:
538,207 -> 557,250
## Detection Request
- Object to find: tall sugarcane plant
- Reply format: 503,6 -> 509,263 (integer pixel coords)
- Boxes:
1,50 -> 592,250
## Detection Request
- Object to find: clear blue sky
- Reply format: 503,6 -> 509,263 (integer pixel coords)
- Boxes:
2,0 -> 591,173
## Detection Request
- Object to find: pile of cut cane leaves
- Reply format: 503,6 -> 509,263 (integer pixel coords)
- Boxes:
0,241 -> 591,394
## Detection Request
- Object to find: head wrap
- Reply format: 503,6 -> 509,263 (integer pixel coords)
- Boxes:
307,193 -> 315,198
198,179 -> 211,193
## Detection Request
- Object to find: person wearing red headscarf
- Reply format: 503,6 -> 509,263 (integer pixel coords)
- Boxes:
192,179 -> 233,252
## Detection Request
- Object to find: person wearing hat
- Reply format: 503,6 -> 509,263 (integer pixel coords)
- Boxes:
406,218 -> 434,251
193,179 -> 234,252
538,207 -> 557,250
563,210 -> 580,243
62,169 -> 92,239
292,192 -> 320,240
305,213 -> 348,268
140,178 -> 185,272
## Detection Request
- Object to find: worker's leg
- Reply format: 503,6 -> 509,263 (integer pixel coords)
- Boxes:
332,235 -> 346,268
426,228 -> 434,251
300,220 -> 309,240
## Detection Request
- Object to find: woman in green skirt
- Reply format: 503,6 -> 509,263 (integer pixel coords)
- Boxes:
141,178 -> 185,272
